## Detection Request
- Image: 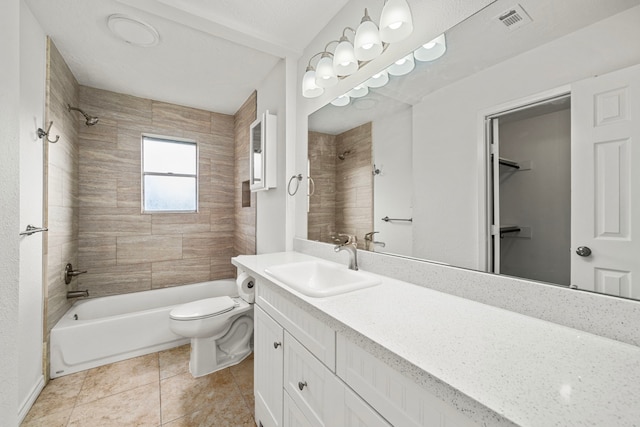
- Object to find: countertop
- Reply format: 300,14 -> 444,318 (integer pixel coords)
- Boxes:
232,251 -> 640,427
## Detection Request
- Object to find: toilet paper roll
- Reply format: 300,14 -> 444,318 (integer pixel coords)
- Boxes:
236,272 -> 255,303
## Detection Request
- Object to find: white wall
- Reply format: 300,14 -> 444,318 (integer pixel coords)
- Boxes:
372,107 -> 413,256
256,59 -> 287,254
412,7 -> 640,270
18,1 -> 46,420
293,0 -> 494,241
0,0 -> 22,424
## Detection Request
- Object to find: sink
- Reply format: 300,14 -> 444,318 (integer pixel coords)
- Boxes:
264,261 -> 381,297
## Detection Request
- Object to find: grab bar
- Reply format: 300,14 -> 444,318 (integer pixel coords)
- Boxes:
20,225 -> 48,236
381,216 -> 412,223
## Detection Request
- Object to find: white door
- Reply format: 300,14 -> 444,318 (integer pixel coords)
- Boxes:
571,63 -> 640,298
254,305 -> 284,427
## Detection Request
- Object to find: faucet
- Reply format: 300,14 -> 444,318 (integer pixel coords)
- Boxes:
364,231 -> 386,251
67,290 -> 89,299
334,235 -> 358,271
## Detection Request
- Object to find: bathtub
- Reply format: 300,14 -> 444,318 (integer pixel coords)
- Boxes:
50,279 -> 237,378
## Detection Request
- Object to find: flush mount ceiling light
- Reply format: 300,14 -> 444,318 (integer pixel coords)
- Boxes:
414,33 -> 447,61
379,0 -> 414,43
107,14 -> 160,47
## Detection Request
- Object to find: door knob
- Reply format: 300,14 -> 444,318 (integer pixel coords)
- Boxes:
576,246 -> 592,257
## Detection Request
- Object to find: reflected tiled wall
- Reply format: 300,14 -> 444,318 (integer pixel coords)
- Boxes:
307,123 -> 373,248
45,39 -> 79,338
308,131 -> 337,243
76,86 -> 236,297
233,92 -> 257,256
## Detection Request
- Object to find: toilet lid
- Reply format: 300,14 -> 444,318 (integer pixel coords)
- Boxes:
170,296 -> 235,320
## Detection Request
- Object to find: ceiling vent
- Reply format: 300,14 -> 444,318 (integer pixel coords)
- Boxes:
495,4 -> 532,31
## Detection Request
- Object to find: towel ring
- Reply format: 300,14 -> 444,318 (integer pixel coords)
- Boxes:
287,174 -> 315,196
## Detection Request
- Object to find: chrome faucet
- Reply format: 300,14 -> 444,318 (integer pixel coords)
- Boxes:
364,231 -> 386,251
334,235 -> 358,271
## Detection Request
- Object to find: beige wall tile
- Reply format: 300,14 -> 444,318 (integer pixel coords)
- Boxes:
182,233 -> 233,259
152,102 -> 212,134
151,258 -> 212,288
116,235 -> 182,265
80,212 -> 151,236
151,212 -> 211,235
77,264 -> 152,297
78,236 -> 116,268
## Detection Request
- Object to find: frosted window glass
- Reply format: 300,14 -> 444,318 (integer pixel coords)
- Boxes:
144,175 -> 196,211
143,138 -> 196,174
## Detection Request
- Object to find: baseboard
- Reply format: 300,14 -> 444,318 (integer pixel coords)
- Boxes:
18,375 -> 44,424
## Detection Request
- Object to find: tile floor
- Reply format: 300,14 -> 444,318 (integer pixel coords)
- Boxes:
21,345 -> 255,427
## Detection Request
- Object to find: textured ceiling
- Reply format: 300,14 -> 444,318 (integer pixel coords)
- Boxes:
24,0 -> 349,114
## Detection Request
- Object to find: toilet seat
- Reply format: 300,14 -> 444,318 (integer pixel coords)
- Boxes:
170,296 -> 235,321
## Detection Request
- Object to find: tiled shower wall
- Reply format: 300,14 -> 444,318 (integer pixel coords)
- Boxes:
76,86 -> 237,297
307,123 -> 372,248
233,91 -> 257,256
45,39 -> 79,338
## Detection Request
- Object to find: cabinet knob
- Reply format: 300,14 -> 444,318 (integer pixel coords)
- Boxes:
273,342 -> 282,349
298,381 -> 307,391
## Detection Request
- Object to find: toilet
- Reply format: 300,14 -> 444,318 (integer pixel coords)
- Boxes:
169,276 -> 254,377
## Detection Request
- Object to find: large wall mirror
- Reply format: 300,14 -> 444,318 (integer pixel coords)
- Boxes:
307,0 -> 640,301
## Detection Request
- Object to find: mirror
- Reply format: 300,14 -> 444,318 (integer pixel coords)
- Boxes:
250,110 -> 277,191
307,0 -> 640,300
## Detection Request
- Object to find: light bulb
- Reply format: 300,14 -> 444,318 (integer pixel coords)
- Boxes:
379,0 -> 413,43
414,34 -> 447,62
387,53 -> 415,76
331,94 -> 350,107
348,84 -> 369,98
302,67 -> 324,98
315,54 -> 338,88
333,38 -> 358,76
366,70 -> 389,88
354,9 -> 383,61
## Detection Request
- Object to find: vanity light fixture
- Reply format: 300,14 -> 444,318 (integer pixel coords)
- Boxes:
331,94 -> 351,107
379,0 -> 414,43
315,42 -> 339,88
333,28 -> 358,76
302,53 -> 325,98
354,8 -> 383,61
414,33 -> 447,61
348,84 -> 369,98
365,70 -> 389,88
387,53 -> 415,76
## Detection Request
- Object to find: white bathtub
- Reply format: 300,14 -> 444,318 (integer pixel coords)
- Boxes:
50,279 -> 237,378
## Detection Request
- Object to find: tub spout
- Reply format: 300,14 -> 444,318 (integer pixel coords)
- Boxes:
67,290 -> 89,299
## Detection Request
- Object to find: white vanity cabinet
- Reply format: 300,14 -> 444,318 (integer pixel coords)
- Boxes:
254,305 -> 284,427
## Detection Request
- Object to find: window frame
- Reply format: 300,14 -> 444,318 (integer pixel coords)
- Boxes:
141,134 -> 199,214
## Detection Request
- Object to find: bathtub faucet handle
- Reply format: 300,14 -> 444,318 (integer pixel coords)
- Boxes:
65,263 -> 88,284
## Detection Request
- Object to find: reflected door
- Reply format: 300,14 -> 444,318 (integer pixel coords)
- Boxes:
571,63 -> 640,298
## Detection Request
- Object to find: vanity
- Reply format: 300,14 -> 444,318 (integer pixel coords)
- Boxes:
233,251 -> 640,427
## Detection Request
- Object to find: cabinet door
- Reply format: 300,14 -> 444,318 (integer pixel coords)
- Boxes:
343,386 -> 391,427
284,392 -> 314,427
255,306 -> 284,427
284,331 -> 344,427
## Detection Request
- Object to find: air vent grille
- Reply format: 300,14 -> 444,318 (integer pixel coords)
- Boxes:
495,4 -> 532,31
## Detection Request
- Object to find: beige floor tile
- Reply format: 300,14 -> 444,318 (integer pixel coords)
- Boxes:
160,368 -> 240,424
159,344 -> 190,380
229,353 -> 254,396
22,370 -> 87,421
78,353 -> 159,405
21,406 -> 73,427
68,382 -> 161,427
161,393 -> 254,427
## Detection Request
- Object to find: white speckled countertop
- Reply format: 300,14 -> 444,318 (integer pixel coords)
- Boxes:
232,252 -> 640,427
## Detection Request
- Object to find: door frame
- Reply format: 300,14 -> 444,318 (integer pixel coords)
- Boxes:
475,85 -> 571,272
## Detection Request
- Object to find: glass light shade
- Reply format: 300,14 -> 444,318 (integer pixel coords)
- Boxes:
379,0 -> 413,43
302,68 -> 324,98
365,70 -> 389,88
331,94 -> 351,107
315,54 -> 338,88
387,53 -> 415,76
348,84 -> 369,98
414,34 -> 447,62
354,15 -> 383,61
333,39 -> 358,76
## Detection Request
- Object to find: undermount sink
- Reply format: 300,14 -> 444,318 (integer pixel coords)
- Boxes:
264,260 -> 381,297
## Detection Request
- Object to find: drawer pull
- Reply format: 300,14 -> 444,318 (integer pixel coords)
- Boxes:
273,342 -> 282,349
298,381 -> 307,391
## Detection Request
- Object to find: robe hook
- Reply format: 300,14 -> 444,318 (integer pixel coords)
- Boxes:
37,121 -> 60,143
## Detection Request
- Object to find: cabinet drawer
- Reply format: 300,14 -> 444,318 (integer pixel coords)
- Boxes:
284,331 -> 343,427
336,334 -> 477,427
283,391 -> 314,427
257,278 -> 336,369
343,385 -> 392,427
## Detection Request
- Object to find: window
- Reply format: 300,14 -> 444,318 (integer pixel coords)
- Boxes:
142,136 -> 197,212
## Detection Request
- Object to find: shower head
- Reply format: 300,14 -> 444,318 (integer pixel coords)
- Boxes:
338,150 -> 352,160
67,104 -> 99,126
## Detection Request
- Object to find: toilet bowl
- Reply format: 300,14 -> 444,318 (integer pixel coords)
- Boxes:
169,277 -> 254,377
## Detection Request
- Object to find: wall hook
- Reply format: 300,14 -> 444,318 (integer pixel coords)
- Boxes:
37,121 -> 60,143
